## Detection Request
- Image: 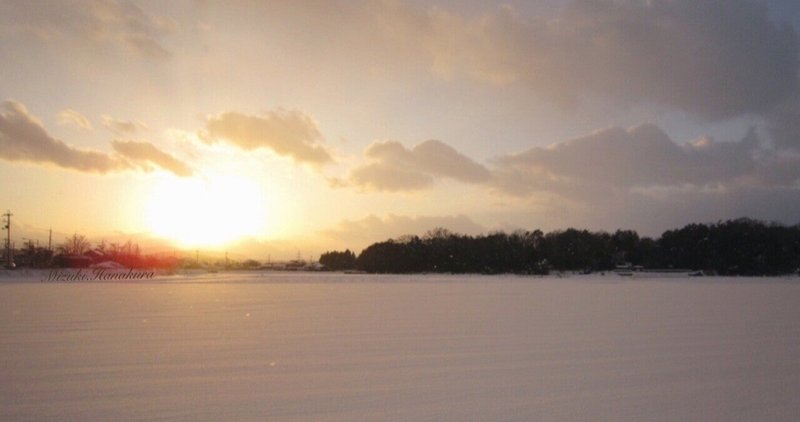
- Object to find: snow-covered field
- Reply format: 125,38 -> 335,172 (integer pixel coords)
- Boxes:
2,272 -> 799,421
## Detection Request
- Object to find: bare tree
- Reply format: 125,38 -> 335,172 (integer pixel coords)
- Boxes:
423,227 -> 453,240
58,233 -> 91,256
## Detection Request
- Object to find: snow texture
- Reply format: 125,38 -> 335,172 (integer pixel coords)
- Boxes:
2,273 -> 800,421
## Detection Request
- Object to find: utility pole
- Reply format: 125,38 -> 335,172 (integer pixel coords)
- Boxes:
48,227 -> 52,252
3,210 -> 13,268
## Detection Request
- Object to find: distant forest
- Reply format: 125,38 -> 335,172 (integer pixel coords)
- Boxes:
321,218 -> 800,276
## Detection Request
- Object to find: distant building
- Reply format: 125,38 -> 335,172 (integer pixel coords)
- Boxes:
63,255 -> 92,268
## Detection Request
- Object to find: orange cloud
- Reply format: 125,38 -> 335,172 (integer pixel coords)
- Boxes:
111,140 -> 193,177
202,110 -> 333,166
102,115 -> 147,134
57,109 -> 93,130
0,100 -> 121,173
0,100 -> 190,177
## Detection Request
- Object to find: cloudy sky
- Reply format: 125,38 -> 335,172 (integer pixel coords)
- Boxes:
2,0 -> 800,257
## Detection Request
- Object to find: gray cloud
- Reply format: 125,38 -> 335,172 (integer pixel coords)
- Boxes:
211,1 -> 797,120
57,109 -> 92,130
203,110 -> 333,166
766,93 -> 800,150
0,0 -> 176,60
749,149 -> 800,186
0,100 -> 190,176
559,0 -> 798,118
378,0 -> 798,120
345,139 -> 491,192
494,124 -> 758,193
111,140 -> 192,177
489,121 -> 800,232
198,1 -> 800,152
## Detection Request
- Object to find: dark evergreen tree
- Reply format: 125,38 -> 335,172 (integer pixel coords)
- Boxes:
352,218 -> 800,276
319,249 -> 357,271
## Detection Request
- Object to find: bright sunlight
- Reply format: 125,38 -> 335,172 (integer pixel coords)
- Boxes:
146,175 -> 269,248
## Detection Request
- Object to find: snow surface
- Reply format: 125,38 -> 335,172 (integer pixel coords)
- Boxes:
2,273 -> 800,421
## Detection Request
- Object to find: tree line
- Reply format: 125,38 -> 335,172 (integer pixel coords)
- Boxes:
12,233 -> 178,269
12,233 -> 267,270
321,218 -> 800,276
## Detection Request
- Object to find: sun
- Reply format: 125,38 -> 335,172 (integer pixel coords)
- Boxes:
146,175 -> 269,248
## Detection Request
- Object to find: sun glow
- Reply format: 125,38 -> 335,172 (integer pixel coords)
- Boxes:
146,175 -> 269,248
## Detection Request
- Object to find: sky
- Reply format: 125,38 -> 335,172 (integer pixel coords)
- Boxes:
2,0 -> 800,259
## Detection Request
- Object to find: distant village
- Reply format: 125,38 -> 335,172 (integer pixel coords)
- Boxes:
2,211 -> 325,272
2,234 -> 326,272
